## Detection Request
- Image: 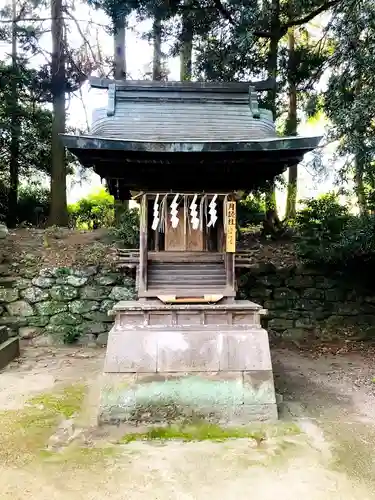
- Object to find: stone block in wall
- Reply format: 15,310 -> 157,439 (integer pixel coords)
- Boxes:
248,286 -> 272,300
44,324 -> 78,343
14,278 -> 31,290
68,300 -> 99,314
273,288 -> 299,300
27,316 -> 50,327
281,328 -> 312,340
94,274 -> 119,286
49,312 -> 81,326
31,277 -> 55,288
75,322 -> 107,336
264,299 -> 288,310
0,288 -> 19,303
334,303 -> 362,316
20,287 -> 50,303
268,318 -> 294,330
80,286 -> 109,300
301,288 -> 324,300
324,289 -> 346,302
6,300 -> 34,317
291,298 -> 321,311
109,286 -> 136,301
295,316 -> 315,329
49,285 -> 78,301
285,275 -> 315,288
82,311 -> 113,323
72,266 -> 98,277
56,275 -> 88,287
257,275 -> 284,287
100,300 -> 115,312
35,301 -> 68,316
314,277 -> 338,289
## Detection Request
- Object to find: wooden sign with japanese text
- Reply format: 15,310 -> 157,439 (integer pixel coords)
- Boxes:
226,201 -> 236,253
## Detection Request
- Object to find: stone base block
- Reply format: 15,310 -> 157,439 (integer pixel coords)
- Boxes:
100,300 -> 277,425
0,337 -> 20,370
98,371 -> 278,425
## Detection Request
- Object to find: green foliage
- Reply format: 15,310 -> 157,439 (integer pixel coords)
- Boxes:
110,208 -> 140,248
17,185 -> 50,226
68,188 -> 115,229
295,193 -> 350,262
295,192 -> 375,270
237,194 -> 266,228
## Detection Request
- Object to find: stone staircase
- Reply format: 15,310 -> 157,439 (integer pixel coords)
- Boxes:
0,325 -> 19,370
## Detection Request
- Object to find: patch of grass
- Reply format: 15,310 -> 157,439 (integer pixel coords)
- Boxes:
119,421 -> 301,444
29,384 -> 86,418
0,384 -> 86,466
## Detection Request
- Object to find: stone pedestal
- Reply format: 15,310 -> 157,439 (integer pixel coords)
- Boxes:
99,300 -> 277,425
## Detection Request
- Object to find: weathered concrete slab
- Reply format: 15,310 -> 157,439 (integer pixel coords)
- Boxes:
0,337 -> 20,370
99,371 -> 277,425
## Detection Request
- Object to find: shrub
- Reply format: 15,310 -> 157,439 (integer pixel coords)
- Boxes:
295,193 -> 350,262
110,207 -> 140,248
17,185 -> 50,226
237,194 -> 266,228
321,214 -> 375,267
68,187 -> 114,229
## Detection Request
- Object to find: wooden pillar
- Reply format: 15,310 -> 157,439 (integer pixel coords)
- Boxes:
225,200 -> 236,294
138,194 -> 148,294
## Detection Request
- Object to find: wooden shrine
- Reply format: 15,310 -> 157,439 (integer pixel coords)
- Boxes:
61,78 -> 321,426
137,192 -> 237,302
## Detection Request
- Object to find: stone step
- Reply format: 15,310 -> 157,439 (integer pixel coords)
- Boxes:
0,337 -> 20,370
0,326 -> 8,344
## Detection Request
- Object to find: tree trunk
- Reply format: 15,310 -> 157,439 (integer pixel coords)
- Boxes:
114,14 -> 126,79
263,0 -> 280,230
180,7 -> 193,81
285,27 -> 298,220
49,0 -> 68,227
7,0 -> 20,228
354,153 -> 367,214
152,16 -> 162,80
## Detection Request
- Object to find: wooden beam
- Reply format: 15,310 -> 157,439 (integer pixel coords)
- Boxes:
138,194 -> 148,294
89,77 -> 277,93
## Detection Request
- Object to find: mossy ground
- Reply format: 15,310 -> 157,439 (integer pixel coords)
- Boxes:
0,384 -> 115,468
120,421 -> 301,444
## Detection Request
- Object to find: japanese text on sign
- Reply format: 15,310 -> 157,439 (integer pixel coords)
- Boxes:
226,201 -> 236,253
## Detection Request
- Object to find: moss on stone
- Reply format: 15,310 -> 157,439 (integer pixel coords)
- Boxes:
119,421 -> 301,444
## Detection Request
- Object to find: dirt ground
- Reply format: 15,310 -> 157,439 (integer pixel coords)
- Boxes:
1,342 -> 375,499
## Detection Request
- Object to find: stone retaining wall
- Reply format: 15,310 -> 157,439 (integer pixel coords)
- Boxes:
0,266 -> 135,346
239,265 -> 375,341
1,260 -> 374,345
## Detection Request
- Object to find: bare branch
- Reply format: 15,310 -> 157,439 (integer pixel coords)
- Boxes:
63,8 -> 100,68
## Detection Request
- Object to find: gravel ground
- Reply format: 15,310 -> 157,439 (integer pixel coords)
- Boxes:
0,343 -> 375,499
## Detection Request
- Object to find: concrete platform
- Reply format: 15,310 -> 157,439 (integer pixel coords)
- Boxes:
99,300 -> 277,425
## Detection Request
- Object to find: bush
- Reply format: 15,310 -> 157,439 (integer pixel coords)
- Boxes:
68,187 -> 114,229
295,193 -> 350,262
17,185 -> 50,226
237,194 -> 266,228
110,208 -> 140,248
321,214 -> 375,267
